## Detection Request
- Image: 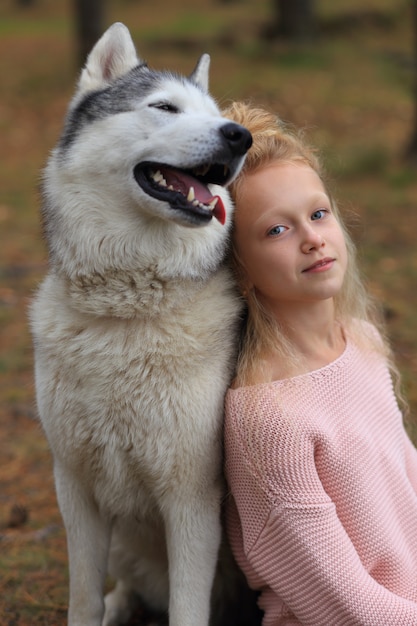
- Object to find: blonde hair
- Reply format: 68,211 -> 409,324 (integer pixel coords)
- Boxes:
223,102 -> 399,392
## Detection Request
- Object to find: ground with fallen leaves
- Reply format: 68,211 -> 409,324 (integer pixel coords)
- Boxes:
1,0 -> 417,623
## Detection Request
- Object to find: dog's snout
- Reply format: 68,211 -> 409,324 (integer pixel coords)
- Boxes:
220,122 -> 253,156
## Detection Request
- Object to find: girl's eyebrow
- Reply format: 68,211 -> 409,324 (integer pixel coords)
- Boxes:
252,209 -> 287,229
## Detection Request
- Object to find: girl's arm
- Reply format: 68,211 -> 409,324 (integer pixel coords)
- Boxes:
246,499 -> 417,625
403,429 -> 417,492
226,404 -> 417,625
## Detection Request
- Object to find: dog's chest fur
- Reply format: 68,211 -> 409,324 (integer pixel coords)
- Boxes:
32,265 -> 240,516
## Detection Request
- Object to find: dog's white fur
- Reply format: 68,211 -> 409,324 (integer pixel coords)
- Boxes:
30,23 -> 252,626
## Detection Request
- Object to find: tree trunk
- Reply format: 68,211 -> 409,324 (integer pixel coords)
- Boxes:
405,0 -> 417,161
73,0 -> 107,69
268,0 -> 316,41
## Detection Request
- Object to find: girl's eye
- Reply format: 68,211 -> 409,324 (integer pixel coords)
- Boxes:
311,209 -> 327,221
267,224 -> 287,237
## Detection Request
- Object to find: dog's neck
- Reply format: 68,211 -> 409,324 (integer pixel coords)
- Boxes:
60,265 -> 206,319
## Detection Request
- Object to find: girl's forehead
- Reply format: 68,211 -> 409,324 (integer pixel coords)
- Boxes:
236,162 -> 327,213
243,160 -> 321,184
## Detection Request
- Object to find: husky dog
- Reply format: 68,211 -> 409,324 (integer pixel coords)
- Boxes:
30,21 -> 255,626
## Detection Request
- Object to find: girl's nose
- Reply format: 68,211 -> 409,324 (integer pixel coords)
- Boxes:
300,227 -> 325,253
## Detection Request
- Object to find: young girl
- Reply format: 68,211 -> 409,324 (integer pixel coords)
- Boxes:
222,102 -> 417,625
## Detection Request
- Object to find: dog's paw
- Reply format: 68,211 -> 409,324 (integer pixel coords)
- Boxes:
102,583 -> 136,626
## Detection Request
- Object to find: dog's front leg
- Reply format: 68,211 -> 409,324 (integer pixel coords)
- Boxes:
54,462 -> 111,626
163,488 -> 221,626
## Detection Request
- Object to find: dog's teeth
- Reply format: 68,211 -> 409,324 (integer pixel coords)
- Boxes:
192,199 -> 200,207
152,170 -> 167,186
187,187 -> 195,202
208,197 -> 219,210
168,185 -> 174,191
195,164 -> 210,177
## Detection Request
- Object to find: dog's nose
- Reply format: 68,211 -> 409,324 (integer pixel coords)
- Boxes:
220,122 -> 253,156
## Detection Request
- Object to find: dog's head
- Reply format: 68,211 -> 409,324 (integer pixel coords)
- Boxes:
56,23 -> 252,229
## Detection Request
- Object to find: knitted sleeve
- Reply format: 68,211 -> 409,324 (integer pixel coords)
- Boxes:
225,385 -> 417,625
250,503 -> 417,625
404,430 -> 417,493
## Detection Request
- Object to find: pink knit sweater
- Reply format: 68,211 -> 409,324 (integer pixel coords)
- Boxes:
225,329 -> 417,625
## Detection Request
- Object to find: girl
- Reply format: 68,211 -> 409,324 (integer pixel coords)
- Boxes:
222,102 -> 417,625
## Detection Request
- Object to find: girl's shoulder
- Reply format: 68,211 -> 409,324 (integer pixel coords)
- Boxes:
227,321 -> 388,410
229,331 -> 351,393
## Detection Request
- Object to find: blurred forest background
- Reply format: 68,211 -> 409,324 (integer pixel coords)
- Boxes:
1,0 -> 417,623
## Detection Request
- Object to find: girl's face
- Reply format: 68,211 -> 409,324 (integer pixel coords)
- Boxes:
233,161 -> 348,317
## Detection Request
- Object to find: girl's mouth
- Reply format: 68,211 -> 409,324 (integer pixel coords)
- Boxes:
303,257 -> 335,273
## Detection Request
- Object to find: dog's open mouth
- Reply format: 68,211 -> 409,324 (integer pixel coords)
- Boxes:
133,162 -> 229,225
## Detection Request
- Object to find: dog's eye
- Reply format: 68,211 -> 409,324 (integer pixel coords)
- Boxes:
150,102 -> 179,114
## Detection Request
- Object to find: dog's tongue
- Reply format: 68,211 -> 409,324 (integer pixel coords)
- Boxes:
160,167 -> 226,225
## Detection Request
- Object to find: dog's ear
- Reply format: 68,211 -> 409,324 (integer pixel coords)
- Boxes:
189,53 -> 210,93
77,22 -> 141,95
